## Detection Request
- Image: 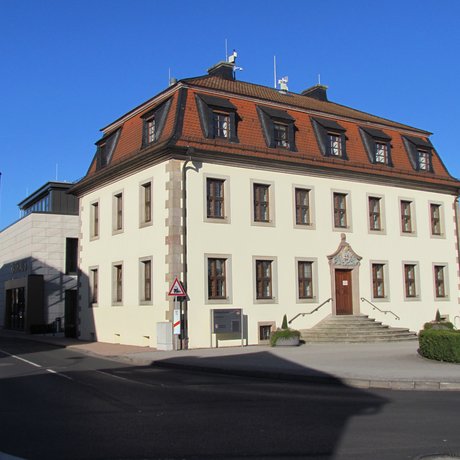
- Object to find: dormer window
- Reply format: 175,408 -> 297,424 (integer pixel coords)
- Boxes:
274,122 -> 289,148
311,117 -> 347,159
95,129 -> 121,171
141,97 -> 172,148
329,133 -> 342,156
257,106 -> 296,151
359,127 -> 392,166
213,112 -> 231,139
402,135 -> 434,172
196,94 -> 238,142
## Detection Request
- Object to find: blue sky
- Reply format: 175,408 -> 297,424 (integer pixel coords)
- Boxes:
1,0 -> 459,228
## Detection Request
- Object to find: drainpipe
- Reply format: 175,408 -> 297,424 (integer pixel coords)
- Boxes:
181,150 -> 195,350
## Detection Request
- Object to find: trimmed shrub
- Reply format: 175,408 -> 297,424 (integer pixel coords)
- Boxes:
419,329 -> 460,363
281,314 -> 288,330
423,321 -> 454,330
270,329 -> 301,347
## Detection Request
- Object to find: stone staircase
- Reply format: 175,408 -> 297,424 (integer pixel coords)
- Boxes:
300,314 -> 418,343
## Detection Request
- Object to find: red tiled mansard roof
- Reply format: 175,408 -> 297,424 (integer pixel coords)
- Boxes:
74,63 -> 460,195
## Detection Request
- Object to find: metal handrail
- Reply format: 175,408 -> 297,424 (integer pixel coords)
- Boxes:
288,298 -> 332,325
360,297 -> 400,321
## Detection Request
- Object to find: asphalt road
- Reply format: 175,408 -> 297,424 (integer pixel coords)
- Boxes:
0,336 -> 459,460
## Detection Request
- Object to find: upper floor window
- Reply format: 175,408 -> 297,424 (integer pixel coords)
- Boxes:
295,188 -> 310,226
359,127 -> 392,166
140,181 -> 152,226
207,178 -> 225,219
196,94 -> 238,142
253,183 -> 270,223
213,112 -> 231,139
95,129 -> 121,170
368,197 -> 382,231
333,192 -> 347,228
430,203 -> 442,236
274,122 -> 289,148
90,201 -> 99,239
113,192 -> 123,233
400,200 -> 414,234
141,98 -> 172,147
257,106 -> 296,151
402,135 -> 434,172
312,117 -> 347,159
65,238 -> 78,275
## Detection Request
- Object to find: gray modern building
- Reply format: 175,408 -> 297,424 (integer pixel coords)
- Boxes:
0,182 -> 79,336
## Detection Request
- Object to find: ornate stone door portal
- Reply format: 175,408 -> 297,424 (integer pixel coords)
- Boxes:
328,234 -> 362,316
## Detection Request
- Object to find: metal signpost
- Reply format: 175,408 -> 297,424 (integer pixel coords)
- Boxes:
168,277 -> 187,350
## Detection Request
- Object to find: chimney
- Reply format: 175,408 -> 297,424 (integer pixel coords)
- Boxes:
207,61 -> 235,80
301,84 -> 329,102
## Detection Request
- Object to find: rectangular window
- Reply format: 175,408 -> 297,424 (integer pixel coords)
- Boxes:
274,122 -> 289,148
141,182 -> 152,225
369,197 -> 381,231
113,264 -> 123,303
207,178 -> 225,219
256,260 -> 272,299
418,149 -> 429,171
254,184 -> 270,223
372,264 -> 385,298
141,259 -> 152,302
333,193 -> 347,228
295,188 -> 310,226
114,193 -> 123,231
329,133 -> 342,156
147,117 -> 156,144
65,238 -> 78,275
298,261 -> 313,299
404,264 -> 416,298
401,200 -> 412,233
90,268 -> 98,305
208,258 -> 226,299
213,112 -> 230,139
91,202 -> 99,238
434,265 -> 446,298
430,204 -> 441,236
375,142 -> 388,164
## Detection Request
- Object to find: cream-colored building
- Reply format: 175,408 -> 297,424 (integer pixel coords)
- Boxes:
72,62 -> 460,349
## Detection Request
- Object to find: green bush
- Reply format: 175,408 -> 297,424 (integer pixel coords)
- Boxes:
423,321 -> 454,330
419,329 -> 460,363
270,329 -> 301,347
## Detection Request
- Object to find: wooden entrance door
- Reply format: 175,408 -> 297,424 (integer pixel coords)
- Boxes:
335,269 -> 353,315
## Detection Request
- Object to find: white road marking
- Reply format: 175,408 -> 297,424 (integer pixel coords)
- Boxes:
46,368 -> 73,381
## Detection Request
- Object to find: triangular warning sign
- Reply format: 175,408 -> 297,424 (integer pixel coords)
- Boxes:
168,277 -> 186,297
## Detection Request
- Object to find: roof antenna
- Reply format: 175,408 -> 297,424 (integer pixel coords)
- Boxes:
225,39 -> 228,62
318,73 -> 321,85
55,163 -> 58,181
273,56 -> 277,89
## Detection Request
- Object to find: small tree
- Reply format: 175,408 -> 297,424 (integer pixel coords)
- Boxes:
435,309 -> 442,322
281,314 -> 288,330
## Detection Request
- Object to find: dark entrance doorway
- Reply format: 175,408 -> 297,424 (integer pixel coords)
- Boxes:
335,269 -> 353,315
5,287 -> 26,330
64,290 -> 78,338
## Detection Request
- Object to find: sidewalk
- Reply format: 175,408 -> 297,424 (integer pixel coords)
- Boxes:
2,330 -> 460,391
